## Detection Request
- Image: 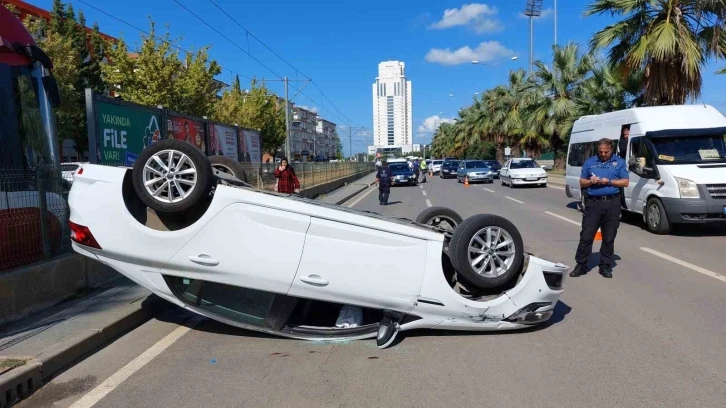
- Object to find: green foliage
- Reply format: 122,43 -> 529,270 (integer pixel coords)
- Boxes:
212,78 -> 286,153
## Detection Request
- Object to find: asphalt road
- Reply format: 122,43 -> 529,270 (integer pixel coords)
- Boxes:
19,175 -> 726,408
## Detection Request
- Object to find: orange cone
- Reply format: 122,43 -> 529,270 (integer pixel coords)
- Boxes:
594,228 -> 602,241
464,176 -> 469,187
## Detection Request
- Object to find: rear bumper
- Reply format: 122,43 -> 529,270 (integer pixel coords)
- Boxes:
661,190 -> 726,224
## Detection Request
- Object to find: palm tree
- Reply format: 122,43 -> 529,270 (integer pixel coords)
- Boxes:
576,62 -> 645,116
527,42 -> 595,169
585,0 -> 726,105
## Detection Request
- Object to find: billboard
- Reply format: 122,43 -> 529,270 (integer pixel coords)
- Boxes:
239,128 -> 261,167
167,115 -> 206,151
95,101 -> 161,166
209,123 -> 238,160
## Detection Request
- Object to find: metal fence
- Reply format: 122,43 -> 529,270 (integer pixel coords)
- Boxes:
0,166 -> 72,272
0,161 -> 373,272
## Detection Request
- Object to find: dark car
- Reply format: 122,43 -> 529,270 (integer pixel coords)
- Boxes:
439,160 -> 460,179
482,160 -> 502,178
388,162 -> 418,186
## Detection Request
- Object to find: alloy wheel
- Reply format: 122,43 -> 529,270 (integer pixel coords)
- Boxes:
467,226 -> 516,278
142,149 -> 198,204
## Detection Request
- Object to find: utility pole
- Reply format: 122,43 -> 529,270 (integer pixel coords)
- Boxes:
284,76 -> 291,159
346,126 -> 366,160
523,0 -> 543,75
554,0 -> 557,46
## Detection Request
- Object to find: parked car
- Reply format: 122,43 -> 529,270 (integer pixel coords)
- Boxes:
68,140 -> 567,349
439,160 -> 460,179
456,160 -> 494,184
500,158 -> 548,187
388,162 -> 418,186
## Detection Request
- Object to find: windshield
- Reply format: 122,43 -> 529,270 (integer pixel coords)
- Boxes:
433,160 -> 443,165
648,134 -> 726,164
465,161 -> 489,169
484,160 -> 500,168
0,62 -> 57,168
388,163 -> 409,172
510,160 -> 539,169
443,161 -> 459,168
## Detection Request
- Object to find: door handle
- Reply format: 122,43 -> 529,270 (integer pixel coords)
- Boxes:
188,255 -> 219,266
299,275 -> 329,286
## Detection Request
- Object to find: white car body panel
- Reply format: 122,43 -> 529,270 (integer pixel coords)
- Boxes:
500,159 -> 548,186
69,164 -> 567,342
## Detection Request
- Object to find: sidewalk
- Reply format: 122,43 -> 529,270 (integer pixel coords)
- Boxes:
547,173 -> 566,186
0,275 -> 161,407
316,172 -> 379,205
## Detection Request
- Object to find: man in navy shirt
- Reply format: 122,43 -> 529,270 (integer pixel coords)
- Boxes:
376,159 -> 393,205
570,138 -> 630,279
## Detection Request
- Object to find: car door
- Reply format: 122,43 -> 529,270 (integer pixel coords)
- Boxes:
162,202 -> 310,295
288,217 -> 427,313
500,160 -> 511,181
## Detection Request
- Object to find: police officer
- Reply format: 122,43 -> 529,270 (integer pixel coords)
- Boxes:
570,138 -> 630,279
376,159 -> 392,205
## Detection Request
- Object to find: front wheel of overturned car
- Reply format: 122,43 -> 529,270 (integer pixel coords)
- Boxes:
449,214 -> 524,290
132,139 -> 214,214
415,206 -> 464,232
209,155 -> 248,183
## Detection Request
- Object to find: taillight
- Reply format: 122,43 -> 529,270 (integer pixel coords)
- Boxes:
76,167 -> 84,175
68,221 -> 101,249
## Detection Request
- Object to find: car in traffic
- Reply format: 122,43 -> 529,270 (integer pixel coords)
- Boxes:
68,140 -> 568,349
482,160 -> 502,178
387,162 -> 418,186
500,158 -> 548,187
439,160 -> 460,179
456,160 -> 495,183
430,160 -> 443,174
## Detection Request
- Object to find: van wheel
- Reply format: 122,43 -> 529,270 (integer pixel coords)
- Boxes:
645,197 -> 671,234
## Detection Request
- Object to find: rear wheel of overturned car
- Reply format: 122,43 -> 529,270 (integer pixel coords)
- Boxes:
415,206 -> 464,232
449,214 -> 524,290
209,155 -> 248,183
132,139 -> 214,214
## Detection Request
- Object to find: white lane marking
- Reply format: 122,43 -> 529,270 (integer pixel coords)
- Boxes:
347,185 -> 377,208
483,188 -> 495,192
70,318 -> 202,408
505,196 -> 525,204
544,211 -> 582,227
425,199 -> 432,207
422,190 -> 427,196
640,247 -> 726,285
548,185 -> 566,190
419,185 -> 423,189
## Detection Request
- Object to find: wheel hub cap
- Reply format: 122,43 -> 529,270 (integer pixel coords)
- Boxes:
142,149 -> 198,204
467,226 -> 516,278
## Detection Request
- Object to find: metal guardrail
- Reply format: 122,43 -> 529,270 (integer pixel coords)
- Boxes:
0,161 -> 373,272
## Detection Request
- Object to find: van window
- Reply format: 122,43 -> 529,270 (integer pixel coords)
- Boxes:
567,141 -> 598,167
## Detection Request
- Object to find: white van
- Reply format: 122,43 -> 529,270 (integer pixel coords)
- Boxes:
565,104 -> 726,234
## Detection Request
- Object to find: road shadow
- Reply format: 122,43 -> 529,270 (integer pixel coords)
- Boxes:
579,253 -> 622,273
566,201 -> 580,211
384,201 -> 403,205
391,300 -> 573,346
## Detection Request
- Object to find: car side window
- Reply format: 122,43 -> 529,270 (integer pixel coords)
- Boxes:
630,137 -> 655,168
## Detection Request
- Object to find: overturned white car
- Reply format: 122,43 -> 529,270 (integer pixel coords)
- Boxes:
68,140 -> 567,348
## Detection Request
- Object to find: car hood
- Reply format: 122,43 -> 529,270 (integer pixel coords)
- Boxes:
463,168 -> 493,173
509,168 -> 546,176
661,163 -> 726,184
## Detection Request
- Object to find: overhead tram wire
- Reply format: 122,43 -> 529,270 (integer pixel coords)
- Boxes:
75,0 -> 253,82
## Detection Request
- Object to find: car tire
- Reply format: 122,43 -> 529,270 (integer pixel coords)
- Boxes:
449,214 -> 524,290
209,155 -> 248,183
415,206 -> 464,231
132,139 -> 213,214
645,197 -> 671,234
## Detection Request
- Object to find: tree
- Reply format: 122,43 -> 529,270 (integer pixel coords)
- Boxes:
585,0 -> 726,105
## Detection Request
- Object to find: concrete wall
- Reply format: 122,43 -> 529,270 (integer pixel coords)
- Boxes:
298,170 -> 375,200
0,253 -> 118,327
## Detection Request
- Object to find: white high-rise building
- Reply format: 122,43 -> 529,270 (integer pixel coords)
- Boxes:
372,61 -> 412,153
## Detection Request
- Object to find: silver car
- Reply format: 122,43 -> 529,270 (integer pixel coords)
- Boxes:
456,160 -> 495,183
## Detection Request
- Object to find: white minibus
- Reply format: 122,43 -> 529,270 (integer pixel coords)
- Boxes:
565,104 -> 726,234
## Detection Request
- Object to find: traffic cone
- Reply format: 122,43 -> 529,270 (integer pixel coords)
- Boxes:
464,176 -> 469,187
594,228 -> 602,241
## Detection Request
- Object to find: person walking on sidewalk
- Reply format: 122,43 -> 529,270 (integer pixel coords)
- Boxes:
274,157 -> 300,195
419,159 -> 427,183
376,159 -> 392,205
570,138 -> 629,279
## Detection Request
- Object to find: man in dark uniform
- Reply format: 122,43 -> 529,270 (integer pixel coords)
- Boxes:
376,159 -> 393,205
570,138 -> 630,279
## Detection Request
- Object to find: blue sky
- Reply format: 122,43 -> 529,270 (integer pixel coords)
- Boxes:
33,0 -> 726,155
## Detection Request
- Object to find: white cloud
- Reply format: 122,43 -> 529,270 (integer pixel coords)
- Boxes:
425,41 -> 516,66
430,3 -> 504,34
418,115 -> 456,133
518,7 -> 554,20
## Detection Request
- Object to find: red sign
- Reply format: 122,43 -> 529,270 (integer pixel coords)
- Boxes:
167,116 -> 206,151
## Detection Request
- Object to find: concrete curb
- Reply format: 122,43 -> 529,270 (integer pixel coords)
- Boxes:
334,180 -> 379,206
0,296 -> 158,407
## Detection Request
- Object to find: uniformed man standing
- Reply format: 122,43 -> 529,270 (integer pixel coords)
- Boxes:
376,159 -> 393,205
570,138 -> 630,279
